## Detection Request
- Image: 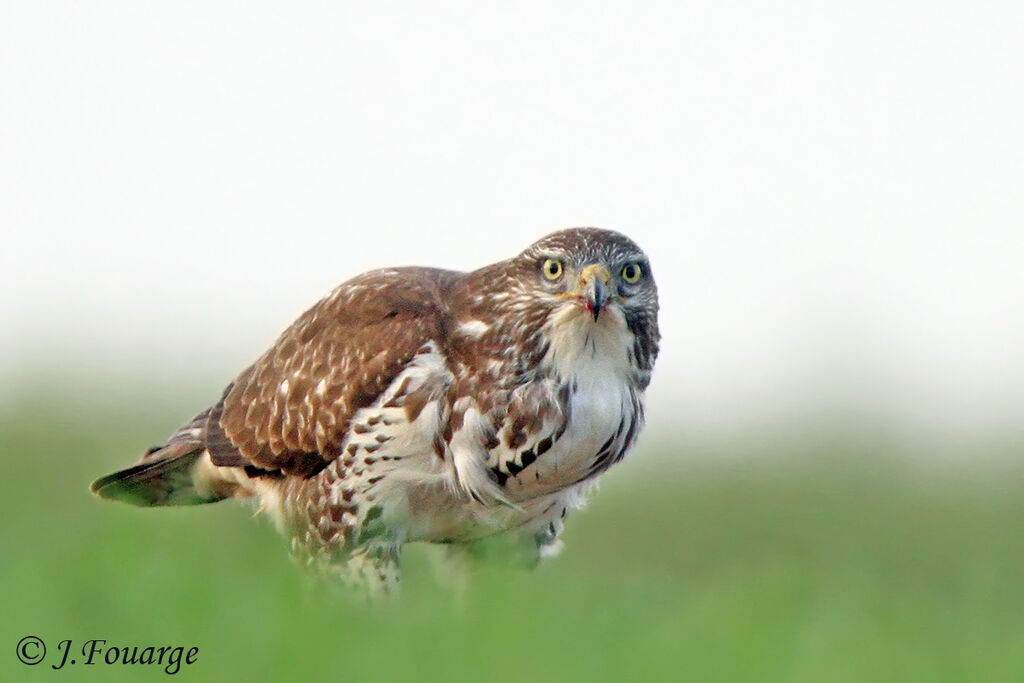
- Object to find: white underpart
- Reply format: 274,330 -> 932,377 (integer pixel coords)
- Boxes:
538,541 -> 563,558
193,452 -> 285,527
531,303 -> 638,491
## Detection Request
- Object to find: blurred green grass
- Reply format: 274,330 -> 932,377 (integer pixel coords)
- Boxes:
3,389 -> 1024,682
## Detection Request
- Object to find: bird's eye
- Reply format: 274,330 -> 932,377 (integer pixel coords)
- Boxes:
621,263 -> 643,283
542,258 -> 564,281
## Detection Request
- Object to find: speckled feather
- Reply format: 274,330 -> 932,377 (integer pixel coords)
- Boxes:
206,267 -> 458,477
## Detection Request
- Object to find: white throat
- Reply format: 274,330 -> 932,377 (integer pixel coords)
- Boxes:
541,305 -> 634,383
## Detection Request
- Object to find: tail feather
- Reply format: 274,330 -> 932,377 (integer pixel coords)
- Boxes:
90,443 -> 225,507
92,408 -> 253,507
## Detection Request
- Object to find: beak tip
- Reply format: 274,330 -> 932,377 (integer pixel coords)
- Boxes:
579,264 -> 611,322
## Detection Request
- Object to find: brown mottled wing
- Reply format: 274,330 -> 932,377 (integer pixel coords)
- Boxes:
206,267 -> 456,477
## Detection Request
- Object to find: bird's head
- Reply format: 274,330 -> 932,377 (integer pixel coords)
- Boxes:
500,228 -> 660,381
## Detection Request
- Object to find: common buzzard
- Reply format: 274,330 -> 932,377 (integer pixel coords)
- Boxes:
92,228 -> 660,593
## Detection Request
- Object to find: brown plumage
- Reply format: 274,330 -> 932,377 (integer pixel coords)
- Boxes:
92,227 -> 660,593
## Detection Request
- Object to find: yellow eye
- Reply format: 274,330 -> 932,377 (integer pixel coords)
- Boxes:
542,258 -> 564,280
622,263 -> 642,283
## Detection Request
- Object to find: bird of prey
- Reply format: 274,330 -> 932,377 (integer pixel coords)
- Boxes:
92,228 -> 660,593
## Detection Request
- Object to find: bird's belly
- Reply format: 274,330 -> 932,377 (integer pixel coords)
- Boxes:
561,382 -> 629,465
504,373 -> 634,499
401,481 -> 575,543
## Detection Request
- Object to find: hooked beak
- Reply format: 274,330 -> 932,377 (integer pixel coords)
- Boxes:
577,264 -> 612,321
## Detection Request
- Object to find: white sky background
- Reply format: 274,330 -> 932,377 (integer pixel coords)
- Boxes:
1,1 -> 1022,444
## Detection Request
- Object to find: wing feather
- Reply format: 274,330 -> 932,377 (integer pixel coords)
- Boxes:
206,267 -> 457,477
